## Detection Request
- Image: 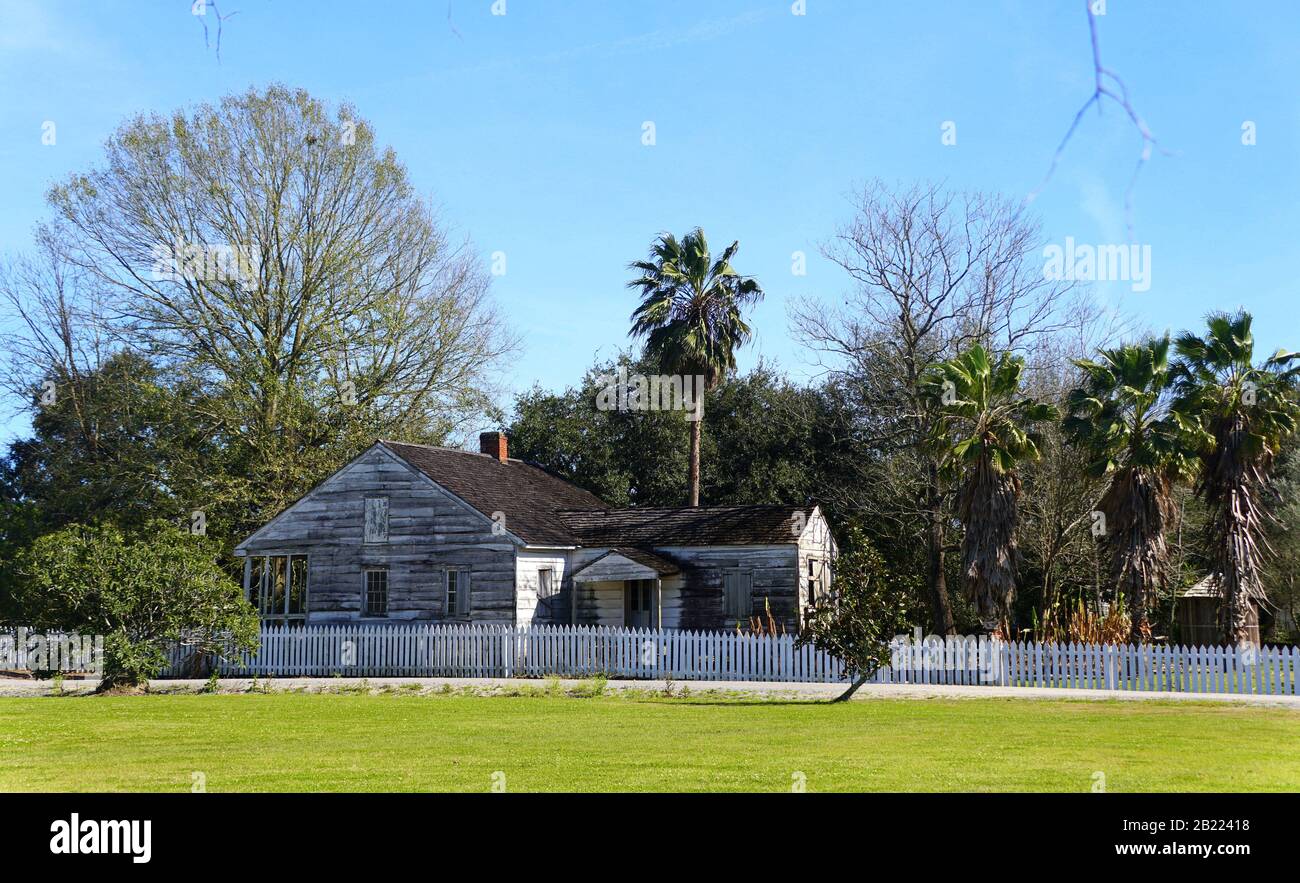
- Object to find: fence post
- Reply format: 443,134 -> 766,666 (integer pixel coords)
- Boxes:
502,626 -> 513,678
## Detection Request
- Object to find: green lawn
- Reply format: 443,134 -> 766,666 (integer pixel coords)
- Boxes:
1,690 -> 1297,792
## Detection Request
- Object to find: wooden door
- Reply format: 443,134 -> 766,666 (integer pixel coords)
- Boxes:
625,580 -> 653,628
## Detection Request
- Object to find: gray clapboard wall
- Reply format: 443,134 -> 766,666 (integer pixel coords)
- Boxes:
566,544 -> 802,632
237,446 -> 517,622
658,545 -> 801,631
515,549 -> 569,627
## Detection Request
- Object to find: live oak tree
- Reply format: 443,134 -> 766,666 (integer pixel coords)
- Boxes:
508,353 -> 689,507
0,352 -> 222,537
627,228 -> 764,508
41,85 -> 515,538
507,353 -> 825,508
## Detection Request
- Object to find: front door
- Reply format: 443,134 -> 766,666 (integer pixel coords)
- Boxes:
624,580 -> 654,629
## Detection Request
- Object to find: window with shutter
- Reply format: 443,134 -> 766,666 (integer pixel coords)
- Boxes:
537,567 -> 556,619
364,497 -> 389,543
724,571 -> 752,621
808,558 -> 824,604
445,569 -> 471,618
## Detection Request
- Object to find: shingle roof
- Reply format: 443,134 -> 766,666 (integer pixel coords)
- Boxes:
381,441 -> 815,548
557,506 -> 814,547
380,440 -> 607,546
609,547 -> 681,575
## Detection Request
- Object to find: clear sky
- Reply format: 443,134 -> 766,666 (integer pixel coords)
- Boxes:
2,0 -> 1298,446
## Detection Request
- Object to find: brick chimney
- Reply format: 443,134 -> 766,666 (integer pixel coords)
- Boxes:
479,431 -> 508,463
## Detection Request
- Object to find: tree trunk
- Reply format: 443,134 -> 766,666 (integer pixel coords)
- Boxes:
1039,546 -> 1059,637
688,411 -> 702,507
1219,516 -> 1257,646
1221,564 -> 1254,646
926,463 -> 955,635
832,671 -> 873,702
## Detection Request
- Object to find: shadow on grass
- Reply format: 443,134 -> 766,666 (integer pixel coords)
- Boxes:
620,696 -> 836,708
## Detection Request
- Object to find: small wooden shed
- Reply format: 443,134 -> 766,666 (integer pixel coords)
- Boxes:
1177,576 -> 1260,646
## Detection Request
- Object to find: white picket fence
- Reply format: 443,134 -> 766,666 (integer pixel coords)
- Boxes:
155,622 -> 1300,695
163,623 -> 848,682
889,636 -> 1299,695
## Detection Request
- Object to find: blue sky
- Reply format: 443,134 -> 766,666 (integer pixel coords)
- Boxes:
2,0 -> 1298,445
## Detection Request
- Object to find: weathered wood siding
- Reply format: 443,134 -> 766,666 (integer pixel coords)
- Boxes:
515,549 -> 568,627
653,545 -> 800,632
237,445 -> 517,623
797,507 -> 838,627
574,580 -> 628,627
658,576 -> 685,630
571,554 -> 660,583
567,545 -> 799,631
571,577 -> 683,629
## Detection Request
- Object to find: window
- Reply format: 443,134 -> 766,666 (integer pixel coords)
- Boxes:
445,569 -> 470,618
248,557 -> 263,612
627,580 -> 653,613
536,567 -> 556,619
808,558 -> 825,605
247,555 -> 309,623
364,497 -> 389,543
364,569 -> 389,617
289,557 -> 308,615
723,571 -> 753,621
269,556 -> 287,615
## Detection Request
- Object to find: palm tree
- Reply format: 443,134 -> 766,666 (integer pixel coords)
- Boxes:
1064,335 -> 1196,642
1171,311 -> 1300,644
627,228 -> 764,507
925,344 -> 1058,634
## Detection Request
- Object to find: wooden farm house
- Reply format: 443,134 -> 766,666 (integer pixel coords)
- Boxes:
234,434 -> 836,632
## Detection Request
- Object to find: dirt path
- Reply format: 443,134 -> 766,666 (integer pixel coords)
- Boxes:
2,675 -> 1298,706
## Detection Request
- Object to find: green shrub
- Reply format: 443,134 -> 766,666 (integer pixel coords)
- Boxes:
11,520 -> 259,689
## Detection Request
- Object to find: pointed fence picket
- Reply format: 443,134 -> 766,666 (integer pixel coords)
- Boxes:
84,623 -> 1283,695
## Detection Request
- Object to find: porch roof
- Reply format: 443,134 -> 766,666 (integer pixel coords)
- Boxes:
569,548 -> 680,583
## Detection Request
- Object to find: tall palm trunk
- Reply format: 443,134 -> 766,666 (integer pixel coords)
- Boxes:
688,412 -> 702,507
1209,416 -> 1268,645
1100,468 -> 1172,643
1219,515 -> 1259,644
960,453 -> 1020,636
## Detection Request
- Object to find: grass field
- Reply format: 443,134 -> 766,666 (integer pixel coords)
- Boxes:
2,689 -> 1298,792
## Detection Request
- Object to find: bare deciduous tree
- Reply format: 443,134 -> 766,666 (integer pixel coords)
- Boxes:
792,180 -> 1096,634
0,228 -> 113,426
39,85 -> 516,525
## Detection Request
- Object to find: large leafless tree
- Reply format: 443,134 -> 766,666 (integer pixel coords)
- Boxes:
793,180 -> 1095,634
29,85 -> 515,529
